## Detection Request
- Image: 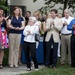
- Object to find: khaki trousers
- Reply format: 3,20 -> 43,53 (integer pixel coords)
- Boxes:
9,33 -> 21,66
61,34 -> 71,64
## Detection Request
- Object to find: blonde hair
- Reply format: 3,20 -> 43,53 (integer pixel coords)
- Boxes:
33,11 -> 41,17
47,12 -> 51,18
57,13 -> 62,18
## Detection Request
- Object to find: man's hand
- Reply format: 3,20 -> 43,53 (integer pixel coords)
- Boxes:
50,21 -> 54,27
63,21 -> 68,26
72,24 -> 75,29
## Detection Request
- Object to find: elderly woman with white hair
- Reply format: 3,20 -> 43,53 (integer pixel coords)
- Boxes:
23,17 -> 39,71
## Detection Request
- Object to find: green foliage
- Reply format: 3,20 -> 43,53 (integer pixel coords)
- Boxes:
33,0 -> 75,15
0,0 -> 8,11
33,0 -> 37,2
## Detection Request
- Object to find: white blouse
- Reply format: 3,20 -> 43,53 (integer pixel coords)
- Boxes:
23,24 -> 39,43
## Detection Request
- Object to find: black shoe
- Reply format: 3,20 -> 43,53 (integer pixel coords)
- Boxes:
71,64 -> 75,67
45,64 -> 50,68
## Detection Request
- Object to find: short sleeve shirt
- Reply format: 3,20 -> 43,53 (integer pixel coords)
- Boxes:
8,16 -> 24,34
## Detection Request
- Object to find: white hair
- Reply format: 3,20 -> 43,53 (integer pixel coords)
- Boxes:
29,17 -> 37,22
64,9 -> 71,14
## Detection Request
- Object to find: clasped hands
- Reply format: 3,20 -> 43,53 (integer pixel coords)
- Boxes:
27,31 -> 31,35
63,21 -> 68,26
50,21 -> 55,27
14,27 -> 20,30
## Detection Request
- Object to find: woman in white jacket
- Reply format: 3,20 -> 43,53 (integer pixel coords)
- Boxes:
23,17 -> 39,71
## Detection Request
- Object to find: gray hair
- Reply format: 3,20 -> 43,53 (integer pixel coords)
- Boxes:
64,9 -> 71,15
29,17 -> 37,22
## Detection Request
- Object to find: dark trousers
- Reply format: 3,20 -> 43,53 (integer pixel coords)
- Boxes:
23,41 -> 38,68
45,35 -> 58,67
43,32 -> 47,64
71,35 -> 75,67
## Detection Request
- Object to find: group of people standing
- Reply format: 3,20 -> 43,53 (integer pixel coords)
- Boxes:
45,9 -> 75,69
0,6 -> 75,71
0,6 -> 40,71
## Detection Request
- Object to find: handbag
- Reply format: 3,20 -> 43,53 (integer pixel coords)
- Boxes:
35,34 -> 40,41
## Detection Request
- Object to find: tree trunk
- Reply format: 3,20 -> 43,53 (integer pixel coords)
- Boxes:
62,0 -> 69,16
5,0 -> 8,17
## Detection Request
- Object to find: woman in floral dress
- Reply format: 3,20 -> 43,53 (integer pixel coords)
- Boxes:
0,7 -> 8,69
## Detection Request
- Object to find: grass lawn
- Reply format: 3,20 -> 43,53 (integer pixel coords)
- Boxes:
19,60 -> 75,75
3,49 -> 75,75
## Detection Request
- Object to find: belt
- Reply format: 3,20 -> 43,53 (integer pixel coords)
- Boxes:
62,33 -> 72,35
